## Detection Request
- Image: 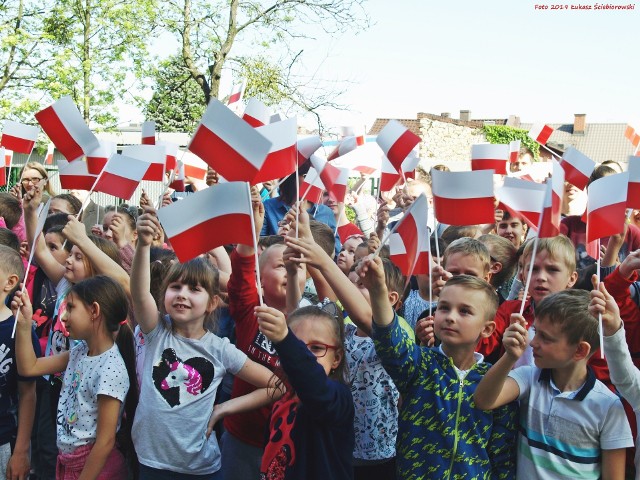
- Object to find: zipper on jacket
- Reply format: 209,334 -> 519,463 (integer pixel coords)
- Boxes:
446,376 -> 465,480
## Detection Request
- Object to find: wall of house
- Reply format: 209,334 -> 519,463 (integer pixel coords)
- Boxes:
419,117 -> 486,164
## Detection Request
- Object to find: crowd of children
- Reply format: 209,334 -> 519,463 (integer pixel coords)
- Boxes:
2,152 -> 640,480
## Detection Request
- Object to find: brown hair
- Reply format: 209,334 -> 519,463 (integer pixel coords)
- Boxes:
80,235 -> 122,279
443,237 -> 491,275
535,289 -> 599,352
309,219 -> 335,258
382,257 -> 405,299
478,234 -> 517,288
52,193 -> 82,215
0,244 -> 24,280
441,274 -> 498,322
0,192 -> 22,229
159,257 -> 220,332
441,225 -> 481,246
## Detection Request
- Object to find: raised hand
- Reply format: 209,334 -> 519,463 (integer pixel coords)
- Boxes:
136,208 -> 162,247
416,315 -> 435,347
256,305 -> 288,343
589,274 -> 622,337
503,314 -> 528,360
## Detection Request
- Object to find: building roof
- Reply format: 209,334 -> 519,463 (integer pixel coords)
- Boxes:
368,118 -> 422,136
520,122 -> 635,164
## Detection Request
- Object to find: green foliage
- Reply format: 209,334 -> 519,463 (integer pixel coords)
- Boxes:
240,57 -> 288,106
144,56 -> 206,133
482,125 -> 540,160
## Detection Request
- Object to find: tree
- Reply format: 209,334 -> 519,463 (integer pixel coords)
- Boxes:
165,0 -> 368,128
38,0 -> 158,127
144,55 -> 206,133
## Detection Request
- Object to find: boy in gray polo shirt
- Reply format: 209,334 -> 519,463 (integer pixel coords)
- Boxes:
475,289 -> 633,479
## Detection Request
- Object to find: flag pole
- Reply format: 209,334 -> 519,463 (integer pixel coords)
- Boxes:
596,238 -> 604,359
295,167 -> 299,239
247,182 -> 264,306
519,212 -> 546,315
433,219 -> 441,268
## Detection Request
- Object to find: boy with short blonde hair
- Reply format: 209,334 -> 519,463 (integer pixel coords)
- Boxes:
475,289 -> 632,479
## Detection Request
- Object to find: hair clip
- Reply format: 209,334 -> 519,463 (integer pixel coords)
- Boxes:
119,319 -> 128,326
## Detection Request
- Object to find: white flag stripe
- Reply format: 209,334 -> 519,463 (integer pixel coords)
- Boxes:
157,141 -> 178,157
256,117 -> 297,151
3,120 -> 38,141
471,144 -> 510,160
244,99 -> 272,123
562,147 -> 596,176
431,169 -> 494,199
588,172 -> 629,212
86,140 -> 116,158
201,99 -> 272,169
551,159 -> 564,195
628,156 -> 640,183
158,182 -> 252,236
53,97 -> 99,151
498,178 -> 546,212
304,168 -> 325,189
389,233 -> 407,255
122,144 -> 166,163
105,154 -> 150,179
297,136 -> 322,159
376,120 -> 407,155
58,159 -> 95,176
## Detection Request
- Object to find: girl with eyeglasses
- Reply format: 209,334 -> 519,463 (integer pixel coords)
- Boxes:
256,304 -> 354,480
11,162 -> 55,201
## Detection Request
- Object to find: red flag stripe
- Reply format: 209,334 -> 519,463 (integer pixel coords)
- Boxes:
143,163 -> 165,181
0,135 -> 35,155
432,196 -> 495,226
243,115 -> 265,128
387,130 -> 420,171
586,202 -> 627,243
252,145 -> 297,184
628,182 -> 640,208
560,159 -> 590,191
35,106 -> 85,161
86,157 -> 108,175
471,159 -> 507,175
94,172 -> 141,200
141,137 -> 155,145
60,174 -> 97,191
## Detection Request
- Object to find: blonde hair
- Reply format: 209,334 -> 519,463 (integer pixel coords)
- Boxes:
522,235 -> 576,273
443,237 -> 491,275
21,162 -> 55,197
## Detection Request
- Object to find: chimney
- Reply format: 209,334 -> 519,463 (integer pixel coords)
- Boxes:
573,114 -> 586,135
441,112 -> 450,118
460,110 -> 470,122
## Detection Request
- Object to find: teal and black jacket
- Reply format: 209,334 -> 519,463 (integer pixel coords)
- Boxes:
372,315 -> 517,480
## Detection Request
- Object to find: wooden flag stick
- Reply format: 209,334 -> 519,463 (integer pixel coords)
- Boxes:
596,239 -> 604,359
247,182 -> 264,306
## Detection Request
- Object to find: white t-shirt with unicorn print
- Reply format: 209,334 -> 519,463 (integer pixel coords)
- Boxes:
132,320 -> 247,475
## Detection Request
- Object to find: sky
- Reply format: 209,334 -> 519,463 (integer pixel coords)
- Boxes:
138,0 -> 640,133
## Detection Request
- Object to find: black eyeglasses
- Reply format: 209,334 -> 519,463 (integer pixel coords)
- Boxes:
21,177 -> 44,185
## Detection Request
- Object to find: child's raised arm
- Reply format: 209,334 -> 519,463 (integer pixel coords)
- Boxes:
131,209 -> 162,334
357,255 -> 393,327
473,314 -> 525,410
13,289 -> 69,377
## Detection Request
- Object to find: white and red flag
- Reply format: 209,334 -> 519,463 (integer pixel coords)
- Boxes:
296,135 -> 322,165
86,140 -> 117,175
141,121 -> 156,145
122,144 -> 166,182
333,142 -> 382,175
300,167 -> 325,204
388,193 -> 430,276
431,169 -> 495,225
169,161 -> 186,192
57,159 -> 98,191
1,120 -> 38,154
586,172 -> 629,244
625,125 -> 640,148
242,98 -> 272,127
471,144 -> 509,175
157,140 -> 178,171
252,117 -> 297,184
528,124 -> 554,145
188,99 -> 272,183
538,159 -> 564,238
3,148 -> 12,167
35,96 -> 99,161
44,143 -> 55,165
327,135 -> 365,161
560,147 -> 595,191
628,156 -> 640,208
157,182 -> 254,263
496,177 -> 546,229
93,154 -> 149,200
509,140 -> 521,163
308,155 -> 350,203
376,120 -> 421,171
379,153 -> 420,192
181,151 -> 208,181
226,81 -> 246,108
0,148 -> 8,186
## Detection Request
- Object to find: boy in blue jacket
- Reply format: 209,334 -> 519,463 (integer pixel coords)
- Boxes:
358,255 -> 517,479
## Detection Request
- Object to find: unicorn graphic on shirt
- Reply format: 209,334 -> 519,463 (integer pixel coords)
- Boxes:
153,348 -> 214,407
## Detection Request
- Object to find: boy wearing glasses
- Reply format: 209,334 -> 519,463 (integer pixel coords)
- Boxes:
358,257 -> 518,480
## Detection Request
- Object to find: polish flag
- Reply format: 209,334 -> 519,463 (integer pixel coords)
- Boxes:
122,144 -> 166,181
327,135 -> 365,161
560,147 -> 595,191
300,167 -> 325,204
157,182 -> 254,263
496,177 -> 546,229
93,154 -> 150,200
86,140 -> 117,175
586,172 -> 629,243
539,159 -> 564,238
626,156 -> 640,208
376,120 -> 421,171
3,148 -> 12,167
141,121 -> 156,145
35,96 -> 99,161
625,125 -> 640,148
270,112 -> 284,123
226,81 -> 246,107
528,124 -> 554,145
157,140 -> 178,171
57,159 -> 98,191
297,135 -> 322,165
309,154 -> 350,203
1,120 -> 39,154
431,169 -> 495,225
169,161 -> 186,192
388,193 -> 430,276
182,151 -> 208,181
471,144 -> 509,175
188,99 -> 272,183
333,142 -> 382,175
509,140 -> 521,163
242,98 -> 272,127
0,148 -> 7,186
44,143 -> 55,165
252,117 -> 297,184
379,152 -> 420,192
